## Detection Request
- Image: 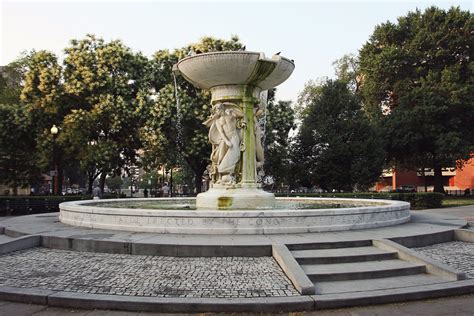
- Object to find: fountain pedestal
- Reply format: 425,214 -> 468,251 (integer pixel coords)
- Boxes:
196,186 -> 275,210
174,51 -> 295,210
196,84 -> 276,210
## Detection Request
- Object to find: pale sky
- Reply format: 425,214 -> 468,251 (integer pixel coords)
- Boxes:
1,0 -> 471,103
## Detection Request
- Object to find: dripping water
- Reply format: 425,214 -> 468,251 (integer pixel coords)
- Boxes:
260,90 -> 268,148
172,73 -> 186,195
173,73 -> 184,151
258,90 -> 268,184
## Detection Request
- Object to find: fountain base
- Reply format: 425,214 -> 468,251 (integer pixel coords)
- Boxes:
59,197 -> 410,235
196,187 -> 276,210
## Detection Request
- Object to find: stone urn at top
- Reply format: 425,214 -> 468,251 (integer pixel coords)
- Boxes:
173,51 -> 295,210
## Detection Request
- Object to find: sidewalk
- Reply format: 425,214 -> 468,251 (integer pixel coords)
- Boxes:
0,206 -> 473,315
416,205 -> 474,223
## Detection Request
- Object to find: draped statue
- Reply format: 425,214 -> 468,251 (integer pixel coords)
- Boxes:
204,102 -> 244,185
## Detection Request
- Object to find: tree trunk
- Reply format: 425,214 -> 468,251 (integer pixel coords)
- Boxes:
87,173 -> 93,194
421,168 -> 428,192
57,166 -> 64,196
194,170 -> 203,194
433,163 -> 445,193
99,172 -> 107,194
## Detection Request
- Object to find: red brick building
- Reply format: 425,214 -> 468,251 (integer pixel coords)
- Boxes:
376,158 -> 474,193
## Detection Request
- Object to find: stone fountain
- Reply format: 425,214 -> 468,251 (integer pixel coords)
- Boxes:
173,51 -> 295,210
59,51 -> 410,234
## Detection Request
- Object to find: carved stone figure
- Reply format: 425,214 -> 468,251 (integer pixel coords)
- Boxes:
255,103 -> 265,167
204,102 -> 244,185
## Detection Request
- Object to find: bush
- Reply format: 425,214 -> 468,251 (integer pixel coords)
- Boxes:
274,192 -> 444,209
390,193 -> 444,209
0,195 -> 89,216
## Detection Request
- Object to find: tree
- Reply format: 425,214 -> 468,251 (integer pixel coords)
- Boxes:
295,80 -> 385,191
19,51 -> 67,193
0,103 -> 42,190
359,6 -> 473,192
0,53 -> 45,190
106,175 -> 123,193
143,36 -> 244,193
332,54 -> 361,93
60,35 -> 151,193
262,89 -> 296,189
0,51 -> 33,105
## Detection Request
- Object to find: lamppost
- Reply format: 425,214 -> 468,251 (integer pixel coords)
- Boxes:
50,124 -> 59,195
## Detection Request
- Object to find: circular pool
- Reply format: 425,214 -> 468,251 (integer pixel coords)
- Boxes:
59,197 -> 410,235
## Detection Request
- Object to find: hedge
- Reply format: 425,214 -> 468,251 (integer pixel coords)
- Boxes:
0,192 -> 445,216
274,192 -> 445,209
0,195 -> 91,216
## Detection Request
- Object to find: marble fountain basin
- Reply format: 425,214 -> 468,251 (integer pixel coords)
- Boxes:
173,51 -> 295,90
59,198 -> 410,235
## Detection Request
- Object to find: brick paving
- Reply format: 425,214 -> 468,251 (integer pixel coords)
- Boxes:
0,248 -> 299,298
413,241 -> 474,279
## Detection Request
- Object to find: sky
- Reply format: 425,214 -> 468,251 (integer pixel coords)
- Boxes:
1,0 -> 472,103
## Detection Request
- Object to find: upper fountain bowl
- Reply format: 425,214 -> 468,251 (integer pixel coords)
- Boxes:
174,51 -> 295,90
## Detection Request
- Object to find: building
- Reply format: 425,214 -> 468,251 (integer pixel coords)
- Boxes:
376,158 -> 474,193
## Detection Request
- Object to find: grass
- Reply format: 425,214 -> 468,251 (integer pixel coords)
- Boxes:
442,197 -> 474,208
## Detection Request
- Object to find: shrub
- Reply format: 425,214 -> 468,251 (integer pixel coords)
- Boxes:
0,195 -> 89,216
274,192 -> 444,209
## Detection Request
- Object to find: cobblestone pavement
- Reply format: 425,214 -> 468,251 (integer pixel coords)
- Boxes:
0,248 -> 298,298
413,241 -> 474,279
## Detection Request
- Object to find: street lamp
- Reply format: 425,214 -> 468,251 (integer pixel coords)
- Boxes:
50,125 -> 59,195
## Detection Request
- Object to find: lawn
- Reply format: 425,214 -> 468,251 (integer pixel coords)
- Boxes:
442,197 -> 474,208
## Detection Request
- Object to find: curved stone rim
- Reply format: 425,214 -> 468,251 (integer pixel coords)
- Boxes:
177,51 -> 295,67
60,197 -> 409,217
59,197 -> 410,235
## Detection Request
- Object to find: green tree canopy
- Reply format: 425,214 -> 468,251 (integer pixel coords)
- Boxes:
262,89 -> 296,189
295,79 -> 385,191
359,6 -> 474,192
0,53 -> 44,189
60,35 -> 151,192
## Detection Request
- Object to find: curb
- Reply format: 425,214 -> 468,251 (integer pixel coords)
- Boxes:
0,286 -> 314,313
0,235 -> 41,255
388,230 -> 454,248
1,280 -> 473,312
454,228 -> 474,242
373,239 -> 466,280
41,234 -> 271,257
313,279 -> 474,310
272,244 -> 315,295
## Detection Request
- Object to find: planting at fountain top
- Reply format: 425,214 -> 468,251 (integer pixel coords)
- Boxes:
59,50 -> 410,234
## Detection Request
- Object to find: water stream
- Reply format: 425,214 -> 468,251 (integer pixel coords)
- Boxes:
173,73 -> 184,151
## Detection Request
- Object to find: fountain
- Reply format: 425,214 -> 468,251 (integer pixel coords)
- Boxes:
59,51 -> 410,234
174,51 -> 294,210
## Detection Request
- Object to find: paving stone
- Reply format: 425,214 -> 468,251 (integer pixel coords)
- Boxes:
0,248 -> 298,298
0,301 -> 47,315
412,241 -> 474,278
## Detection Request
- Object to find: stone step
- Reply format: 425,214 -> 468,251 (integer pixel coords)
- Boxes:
302,259 -> 426,282
287,240 -> 372,251
314,274 -> 451,294
292,246 -> 398,264
0,234 -> 15,243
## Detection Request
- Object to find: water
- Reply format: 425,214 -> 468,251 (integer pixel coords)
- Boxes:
257,90 -> 268,183
173,73 -> 184,151
260,90 -> 268,147
86,199 -> 380,211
